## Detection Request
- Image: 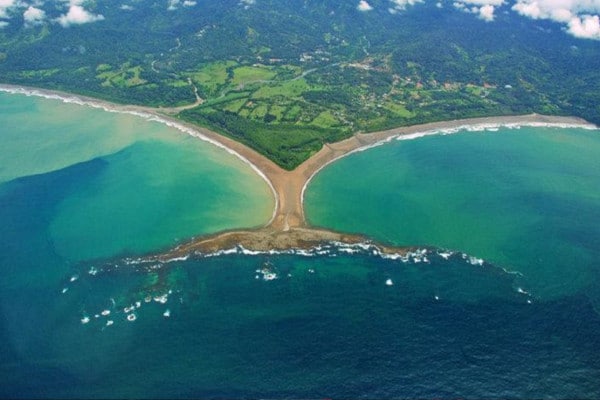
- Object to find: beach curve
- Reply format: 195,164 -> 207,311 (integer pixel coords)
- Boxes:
1,83 -> 597,254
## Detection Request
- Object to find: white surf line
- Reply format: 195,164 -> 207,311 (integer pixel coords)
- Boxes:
0,84 -> 279,227
300,118 -> 598,210
393,121 -> 598,141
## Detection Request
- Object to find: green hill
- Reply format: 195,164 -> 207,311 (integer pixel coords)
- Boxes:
1,0 -> 599,169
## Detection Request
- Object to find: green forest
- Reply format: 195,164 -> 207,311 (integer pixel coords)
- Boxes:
1,0 -> 599,169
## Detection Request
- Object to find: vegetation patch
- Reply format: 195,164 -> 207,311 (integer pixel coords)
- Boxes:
181,107 -> 351,170
1,1 -> 599,168
231,65 -> 277,86
252,78 -> 311,99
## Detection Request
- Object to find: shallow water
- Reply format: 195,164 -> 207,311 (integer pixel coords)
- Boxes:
306,126 -> 600,298
1,92 -> 600,398
0,91 -> 274,260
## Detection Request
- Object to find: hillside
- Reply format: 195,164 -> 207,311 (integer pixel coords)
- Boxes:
1,0 -> 599,169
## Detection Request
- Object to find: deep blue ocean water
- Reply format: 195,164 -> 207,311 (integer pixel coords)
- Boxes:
1,92 -> 600,398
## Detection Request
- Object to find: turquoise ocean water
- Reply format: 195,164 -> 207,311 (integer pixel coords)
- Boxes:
1,91 -> 600,398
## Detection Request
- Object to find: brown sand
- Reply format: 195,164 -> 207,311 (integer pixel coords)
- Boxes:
1,84 -> 595,254
148,227 -> 411,261
172,113 -> 594,232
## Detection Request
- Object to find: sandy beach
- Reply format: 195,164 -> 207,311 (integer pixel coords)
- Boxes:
1,83 -> 596,253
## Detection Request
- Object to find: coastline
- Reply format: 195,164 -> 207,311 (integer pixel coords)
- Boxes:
138,226 -> 420,263
0,84 -> 284,226
1,83 -> 597,254
298,114 -> 598,212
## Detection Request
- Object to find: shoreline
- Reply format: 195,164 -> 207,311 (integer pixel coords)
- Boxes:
138,225 -> 419,263
299,115 -> 598,209
1,84 -> 597,249
0,84 -> 284,226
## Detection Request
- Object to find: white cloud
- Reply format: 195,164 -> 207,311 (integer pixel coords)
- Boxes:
358,0 -> 373,11
453,0 -> 503,20
167,0 -> 195,10
23,5 -> 45,25
0,20 -> 8,28
568,13 -> 600,37
57,4 -> 104,27
479,3 -> 496,19
552,8 -> 574,22
167,0 -> 179,10
0,0 -> 106,28
388,0 -> 423,13
0,0 -> 16,19
120,4 -> 134,11
461,0 -> 504,6
240,0 -> 255,9
513,0 -> 600,39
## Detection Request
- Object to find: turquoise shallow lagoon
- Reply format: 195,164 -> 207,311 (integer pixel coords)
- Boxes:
1,91 -> 600,398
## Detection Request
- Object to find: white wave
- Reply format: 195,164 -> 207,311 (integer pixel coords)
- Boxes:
126,314 -> 137,322
163,255 -> 189,263
395,121 -> 597,143
238,246 -> 262,256
81,316 -> 90,324
385,278 -> 394,286
337,247 -> 360,254
124,305 -> 135,313
162,240 -> 418,263
203,247 -> 239,258
516,287 -> 530,295
108,239 -> 524,283
468,256 -> 485,266
256,262 -> 278,281
262,272 -> 278,281
301,118 -> 597,207
154,294 -> 168,304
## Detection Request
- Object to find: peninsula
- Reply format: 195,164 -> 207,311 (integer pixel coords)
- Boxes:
152,113 -> 594,260
1,85 -> 594,258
